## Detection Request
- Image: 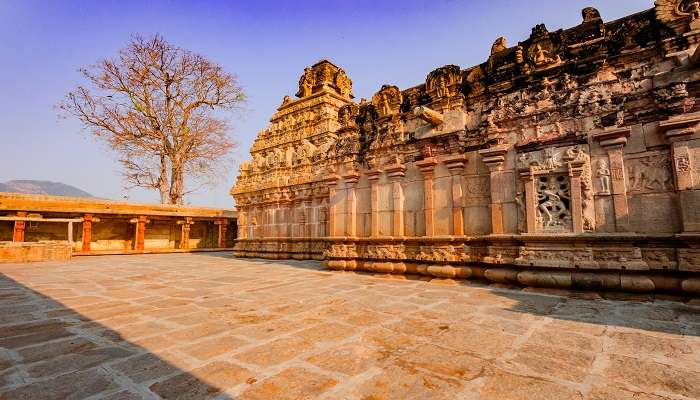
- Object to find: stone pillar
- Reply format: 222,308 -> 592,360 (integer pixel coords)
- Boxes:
343,172 -> 360,237
416,157 -> 438,236
237,208 -> 247,239
303,199 -> 312,237
568,161 -> 586,234
133,216 -> 147,251
326,174 -> 339,236
444,155 -> 467,236
82,214 -> 93,251
178,217 -> 194,249
12,211 -> 27,242
521,171 -> 538,233
478,146 -> 508,234
659,113 -> 700,232
216,219 -> 229,248
366,169 -> 383,238
385,163 -> 407,237
593,127 -> 631,232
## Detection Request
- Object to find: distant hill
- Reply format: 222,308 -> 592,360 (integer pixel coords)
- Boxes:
0,180 -> 94,198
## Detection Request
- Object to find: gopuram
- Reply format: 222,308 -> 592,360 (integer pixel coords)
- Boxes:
231,1 -> 700,294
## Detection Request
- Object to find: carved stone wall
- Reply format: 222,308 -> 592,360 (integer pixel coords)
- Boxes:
231,3 -> 700,294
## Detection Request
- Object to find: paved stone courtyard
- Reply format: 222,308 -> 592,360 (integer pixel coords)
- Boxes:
0,253 -> 699,399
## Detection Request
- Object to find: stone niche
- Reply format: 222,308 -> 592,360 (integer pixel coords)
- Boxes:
231,1 -> 700,295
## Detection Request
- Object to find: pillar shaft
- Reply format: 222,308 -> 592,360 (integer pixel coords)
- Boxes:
12,211 -> 27,242
416,158 -> 437,237
82,214 -> 92,251
135,216 -> 147,251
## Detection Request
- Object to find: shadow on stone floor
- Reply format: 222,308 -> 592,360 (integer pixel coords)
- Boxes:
0,273 -> 235,399
191,252 -> 326,271
492,288 -> 700,337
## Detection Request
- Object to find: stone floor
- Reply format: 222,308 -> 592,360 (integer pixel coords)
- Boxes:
0,253 -> 699,400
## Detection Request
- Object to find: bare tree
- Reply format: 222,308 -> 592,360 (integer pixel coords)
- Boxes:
60,34 -> 244,205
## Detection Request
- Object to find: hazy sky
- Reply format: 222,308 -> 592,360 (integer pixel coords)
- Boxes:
0,0 -> 652,208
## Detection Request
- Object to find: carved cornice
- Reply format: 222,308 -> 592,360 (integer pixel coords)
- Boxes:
591,126 -> 631,149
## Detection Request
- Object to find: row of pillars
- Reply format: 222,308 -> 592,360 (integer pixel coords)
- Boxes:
329,154 -> 468,238
237,199 -> 328,239
11,212 -> 231,251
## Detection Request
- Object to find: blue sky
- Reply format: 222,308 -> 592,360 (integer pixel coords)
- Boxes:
0,0 -> 652,208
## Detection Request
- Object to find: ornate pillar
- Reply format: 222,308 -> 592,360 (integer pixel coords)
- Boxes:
132,216 -> 148,251
385,163 -> 406,237
302,199 -> 312,237
343,171 -> 360,237
178,217 -> 194,249
12,211 -> 27,242
237,207 -> 247,239
215,219 -> 229,248
659,113 -> 700,232
444,155 -> 467,236
82,214 -> 93,251
521,172 -> 538,233
416,157 -> 438,236
568,161 -> 586,234
592,127 -> 631,232
478,146 -> 508,234
326,174 -> 339,236
366,169 -> 383,237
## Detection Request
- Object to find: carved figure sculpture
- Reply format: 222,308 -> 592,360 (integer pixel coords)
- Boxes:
537,176 -> 571,228
491,37 -> 507,54
597,159 -> 611,194
298,67 -> 315,97
582,7 -> 601,23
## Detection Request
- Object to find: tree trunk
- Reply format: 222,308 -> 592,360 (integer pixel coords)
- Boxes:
169,159 -> 185,205
158,154 -> 171,204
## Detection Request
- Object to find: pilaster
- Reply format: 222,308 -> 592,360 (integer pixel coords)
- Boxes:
592,127 -> 631,232
385,162 -> 407,237
659,112 -> 700,232
416,157 -> 438,236
478,146 -> 508,234
366,169 -> 384,238
343,171 -> 360,237
444,154 -> 467,236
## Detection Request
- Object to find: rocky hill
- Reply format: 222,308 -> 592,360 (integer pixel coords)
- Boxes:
0,180 -> 93,197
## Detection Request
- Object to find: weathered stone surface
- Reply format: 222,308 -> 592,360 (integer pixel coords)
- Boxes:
229,2 -> 700,295
0,253 -> 699,399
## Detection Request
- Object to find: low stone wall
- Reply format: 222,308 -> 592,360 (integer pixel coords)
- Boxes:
0,241 -> 72,263
324,235 -> 700,295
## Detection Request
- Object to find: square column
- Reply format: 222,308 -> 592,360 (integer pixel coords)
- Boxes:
386,163 -> 407,237
130,216 -> 148,251
568,161 -> 586,234
325,174 -> 339,236
366,169 -> 383,238
178,217 -> 194,249
343,172 -> 360,237
444,154 -> 467,236
521,172 -> 538,233
659,113 -> 700,232
215,219 -> 229,248
12,211 -> 27,242
478,146 -> 508,234
416,157 -> 438,236
82,214 -> 93,251
592,127 -> 631,232
302,199 -> 312,237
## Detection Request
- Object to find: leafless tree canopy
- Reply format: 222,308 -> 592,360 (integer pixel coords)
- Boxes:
60,34 -> 245,205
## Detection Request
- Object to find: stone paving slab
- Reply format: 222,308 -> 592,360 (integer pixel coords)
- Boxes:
0,253 -> 699,399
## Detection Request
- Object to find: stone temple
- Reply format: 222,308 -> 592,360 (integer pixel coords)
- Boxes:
231,1 -> 700,295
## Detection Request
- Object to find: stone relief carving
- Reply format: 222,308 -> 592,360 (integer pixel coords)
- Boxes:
626,154 -> 674,193
596,159 -> 611,195
537,175 -> 572,231
372,85 -> 402,118
656,0 -> 700,23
